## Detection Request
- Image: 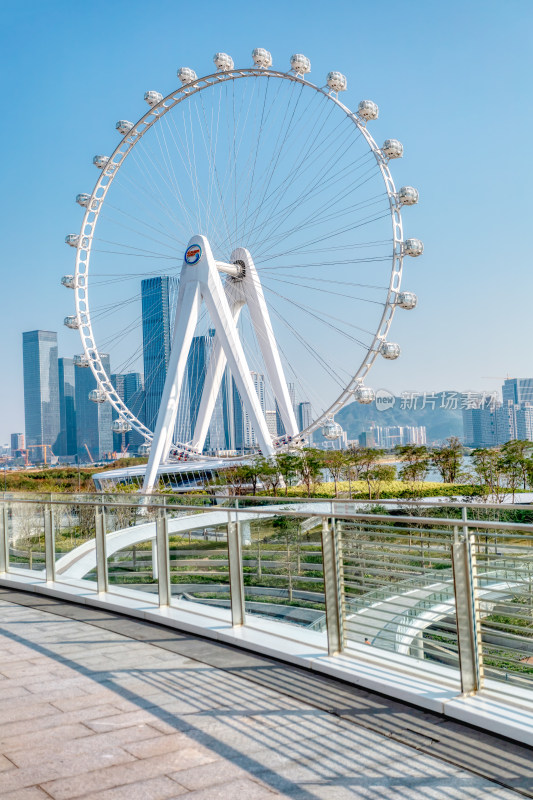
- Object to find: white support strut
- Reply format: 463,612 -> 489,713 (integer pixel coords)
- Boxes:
191,248 -> 298,452
143,235 -> 282,494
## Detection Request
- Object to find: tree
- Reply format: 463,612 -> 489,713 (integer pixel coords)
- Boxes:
321,450 -> 346,497
241,457 -> 264,496
501,440 -> 533,491
272,515 -> 300,602
275,452 -> 301,496
431,437 -> 464,484
341,447 -> 361,498
395,444 -> 429,493
360,464 -> 396,500
470,448 -> 508,503
257,457 -> 282,496
206,465 -> 249,496
298,448 -> 324,497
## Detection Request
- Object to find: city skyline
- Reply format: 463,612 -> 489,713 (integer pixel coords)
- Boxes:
0,1 -> 531,440
17,324 -> 533,459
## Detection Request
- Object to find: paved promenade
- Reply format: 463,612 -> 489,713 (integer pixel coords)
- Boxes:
0,590 -> 531,799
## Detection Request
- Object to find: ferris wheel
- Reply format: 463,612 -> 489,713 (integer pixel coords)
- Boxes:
62,48 -> 422,474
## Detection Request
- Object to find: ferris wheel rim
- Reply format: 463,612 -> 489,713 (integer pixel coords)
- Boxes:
71,64 -> 406,452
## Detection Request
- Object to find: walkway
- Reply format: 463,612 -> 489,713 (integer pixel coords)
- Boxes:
0,589 -> 532,800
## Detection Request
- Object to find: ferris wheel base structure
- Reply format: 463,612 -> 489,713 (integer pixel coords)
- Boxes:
142,235 -> 299,494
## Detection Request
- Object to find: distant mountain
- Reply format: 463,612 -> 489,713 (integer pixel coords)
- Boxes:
334,396 -> 464,445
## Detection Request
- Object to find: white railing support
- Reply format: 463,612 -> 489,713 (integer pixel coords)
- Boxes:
44,504 -> 55,583
322,516 -> 344,656
228,515 -> 246,626
95,506 -> 108,593
452,522 -> 484,694
0,503 -> 8,573
156,510 -> 171,607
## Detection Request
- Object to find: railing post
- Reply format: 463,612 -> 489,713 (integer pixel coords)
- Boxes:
228,512 -> 245,626
322,516 -> 344,656
44,502 -> 55,583
156,508 -> 171,606
452,520 -> 484,694
0,502 -> 8,573
95,504 -> 108,594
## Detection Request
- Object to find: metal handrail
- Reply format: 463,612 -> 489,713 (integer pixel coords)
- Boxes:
2,493 -> 533,705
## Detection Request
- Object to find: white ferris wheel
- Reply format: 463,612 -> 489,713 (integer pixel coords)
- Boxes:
62,49 -> 422,491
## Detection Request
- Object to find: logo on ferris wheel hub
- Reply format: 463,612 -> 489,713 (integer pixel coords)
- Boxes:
184,244 -> 202,264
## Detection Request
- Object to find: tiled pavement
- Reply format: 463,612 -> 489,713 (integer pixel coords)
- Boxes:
0,592 -> 531,799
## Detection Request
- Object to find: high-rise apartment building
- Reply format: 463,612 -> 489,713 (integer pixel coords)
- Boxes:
370,425 -> 427,449
141,276 -> 175,431
57,357 -> 77,456
265,410 -> 277,438
75,354 -> 113,461
502,379 -> 533,406
463,379 -> 533,447
22,330 -> 61,458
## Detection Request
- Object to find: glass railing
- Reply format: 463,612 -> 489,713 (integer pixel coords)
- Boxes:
2,493 -> 533,701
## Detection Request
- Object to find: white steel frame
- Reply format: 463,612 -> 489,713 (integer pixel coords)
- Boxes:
70,66 -> 405,454
143,235 -> 298,493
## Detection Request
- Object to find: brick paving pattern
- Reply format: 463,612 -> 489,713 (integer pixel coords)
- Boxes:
0,597 -> 528,799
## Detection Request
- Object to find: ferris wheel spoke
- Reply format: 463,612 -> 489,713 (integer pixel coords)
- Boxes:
92,237 -> 177,258
255,207 -> 393,265
195,88 -> 232,247
252,186 -> 386,259
262,282 -> 374,348
111,166 -> 190,242
104,200 -> 184,247
129,147 -> 196,233
242,104 -> 356,250
246,146 -> 376,256
241,80 -> 307,244
153,118 -> 200,237
265,275 -> 386,306
267,301 -> 351,389
263,238 -> 391,260
255,149 -> 376,243
251,162 -> 382,258
97,211 -> 183,255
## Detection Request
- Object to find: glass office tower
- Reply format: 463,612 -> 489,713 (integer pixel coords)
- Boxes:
141,276 -> 175,431
22,330 -> 61,458
75,353 -> 113,462
58,357 -> 77,456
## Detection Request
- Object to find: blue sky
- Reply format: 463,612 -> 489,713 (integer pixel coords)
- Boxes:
0,0 -> 531,442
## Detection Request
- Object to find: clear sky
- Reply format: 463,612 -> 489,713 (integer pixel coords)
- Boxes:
0,0 -> 531,443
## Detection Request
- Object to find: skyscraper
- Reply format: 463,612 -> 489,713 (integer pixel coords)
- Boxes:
75,354 -> 113,461
276,382 -> 297,436
187,332 -> 213,441
298,401 -> 313,443
111,372 -> 145,453
516,405 -> 533,442
22,330 -> 60,458
10,433 -> 24,457
174,331 -> 215,448
242,372 -> 266,448
141,276 -> 175,431
57,357 -> 77,456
